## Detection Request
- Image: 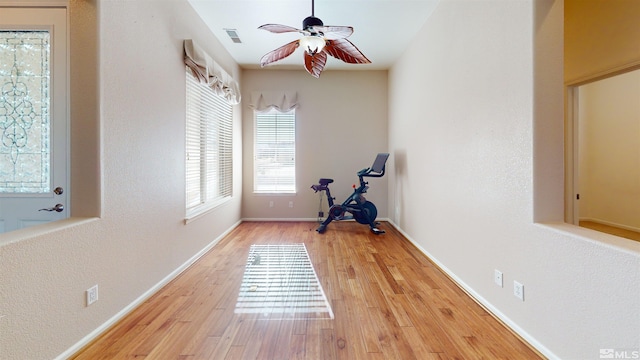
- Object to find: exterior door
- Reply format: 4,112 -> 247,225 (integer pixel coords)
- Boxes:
0,8 -> 68,233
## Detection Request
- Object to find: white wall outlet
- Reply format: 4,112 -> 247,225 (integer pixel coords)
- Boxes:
513,281 -> 524,301
494,269 -> 503,287
289,201 -> 293,208
86,284 -> 99,306
269,201 -> 274,208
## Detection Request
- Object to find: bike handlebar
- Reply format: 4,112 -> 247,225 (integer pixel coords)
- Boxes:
357,165 -> 386,178
312,163 -> 386,191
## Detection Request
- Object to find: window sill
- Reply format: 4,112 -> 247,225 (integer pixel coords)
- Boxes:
0,217 -> 99,247
535,221 -> 640,254
184,197 -> 232,224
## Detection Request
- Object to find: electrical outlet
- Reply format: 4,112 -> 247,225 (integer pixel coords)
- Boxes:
318,211 -> 324,217
513,281 -> 524,301
289,201 -> 293,208
86,284 -> 98,306
494,269 -> 503,287
269,201 -> 274,208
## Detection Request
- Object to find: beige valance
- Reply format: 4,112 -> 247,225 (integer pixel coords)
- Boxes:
248,91 -> 299,112
184,39 -> 241,105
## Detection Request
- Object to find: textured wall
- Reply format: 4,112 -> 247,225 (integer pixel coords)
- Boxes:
0,1 -> 243,359
388,0 -> 640,359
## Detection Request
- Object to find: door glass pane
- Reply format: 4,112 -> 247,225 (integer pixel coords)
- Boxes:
0,31 -> 51,194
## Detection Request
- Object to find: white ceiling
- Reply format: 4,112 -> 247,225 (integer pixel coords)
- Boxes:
188,0 -> 440,71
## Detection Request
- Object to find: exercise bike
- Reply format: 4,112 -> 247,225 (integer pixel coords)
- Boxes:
311,153 -> 389,235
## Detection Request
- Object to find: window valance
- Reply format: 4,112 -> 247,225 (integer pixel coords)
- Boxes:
248,91 -> 299,112
184,39 -> 241,105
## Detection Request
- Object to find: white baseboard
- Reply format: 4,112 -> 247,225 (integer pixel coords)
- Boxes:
55,220 -> 242,360
386,220 -> 559,360
242,217 -> 320,222
241,217 -> 391,223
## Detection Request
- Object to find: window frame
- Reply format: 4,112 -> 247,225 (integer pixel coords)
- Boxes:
185,68 -> 233,219
253,108 -> 296,194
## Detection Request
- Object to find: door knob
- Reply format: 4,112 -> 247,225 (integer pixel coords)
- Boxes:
39,204 -> 64,212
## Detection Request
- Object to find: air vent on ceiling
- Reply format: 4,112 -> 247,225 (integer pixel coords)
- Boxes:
224,28 -> 242,43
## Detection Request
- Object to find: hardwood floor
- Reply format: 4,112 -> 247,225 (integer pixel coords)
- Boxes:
72,222 -> 543,359
580,221 -> 640,242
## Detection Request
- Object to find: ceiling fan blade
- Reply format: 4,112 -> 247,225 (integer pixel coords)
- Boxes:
311,25 -> 353,40
324,38 -> 371,64
304,51 -> 327,78
258,24 -> 303,34
260,40 -> 300,67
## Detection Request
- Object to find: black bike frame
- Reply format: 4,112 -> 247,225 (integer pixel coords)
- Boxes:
311,153 -> 389,234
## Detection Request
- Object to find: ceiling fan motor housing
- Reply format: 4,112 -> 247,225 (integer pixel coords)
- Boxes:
303,16 -> 324,32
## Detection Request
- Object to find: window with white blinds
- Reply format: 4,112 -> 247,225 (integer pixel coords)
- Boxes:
254,109 -> 296,193
185,69 -> 232,218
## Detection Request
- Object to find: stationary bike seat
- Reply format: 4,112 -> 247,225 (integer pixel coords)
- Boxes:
319,178 -> 334,185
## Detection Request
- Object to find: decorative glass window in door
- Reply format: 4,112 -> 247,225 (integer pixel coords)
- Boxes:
0,31 -> 51,193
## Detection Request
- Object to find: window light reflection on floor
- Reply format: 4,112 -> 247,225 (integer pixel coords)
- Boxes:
234,244 -> 334,320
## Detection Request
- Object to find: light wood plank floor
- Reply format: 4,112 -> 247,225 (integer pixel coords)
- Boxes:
580,221 -> 640,242
72,221 -> 543,359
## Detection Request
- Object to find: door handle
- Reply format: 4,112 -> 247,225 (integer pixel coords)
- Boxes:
39,204 -> 64,212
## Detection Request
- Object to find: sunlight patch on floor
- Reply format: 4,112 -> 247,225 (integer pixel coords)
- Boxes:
234,244 -> 334,320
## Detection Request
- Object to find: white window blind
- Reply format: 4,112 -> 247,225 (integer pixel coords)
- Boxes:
254,109 -> 296,193
186,69 -> 232,218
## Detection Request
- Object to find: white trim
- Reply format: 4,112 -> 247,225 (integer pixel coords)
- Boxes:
241,217 -> 391,223
565,85 -> 579,225
565,59 -> 640,87
184,196 -> 232,224
243,217 -> 319,222
386,220 -> 558,360
252,192 -> 298,197
55,220 -> 242,360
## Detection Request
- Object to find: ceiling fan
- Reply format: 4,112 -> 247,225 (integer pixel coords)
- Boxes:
258,0 -> 371,78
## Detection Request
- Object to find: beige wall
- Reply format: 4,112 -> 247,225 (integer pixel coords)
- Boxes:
388,1 -> 639,359
241,70 -> 389,221
0,1 -> 243,359
578,69 -> 640,230
565,0 -> 640,84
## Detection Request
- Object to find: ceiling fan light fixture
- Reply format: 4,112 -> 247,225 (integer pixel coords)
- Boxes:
299,36 -> 326,55
302,16 -> 324,31
257,0 -> 370,78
